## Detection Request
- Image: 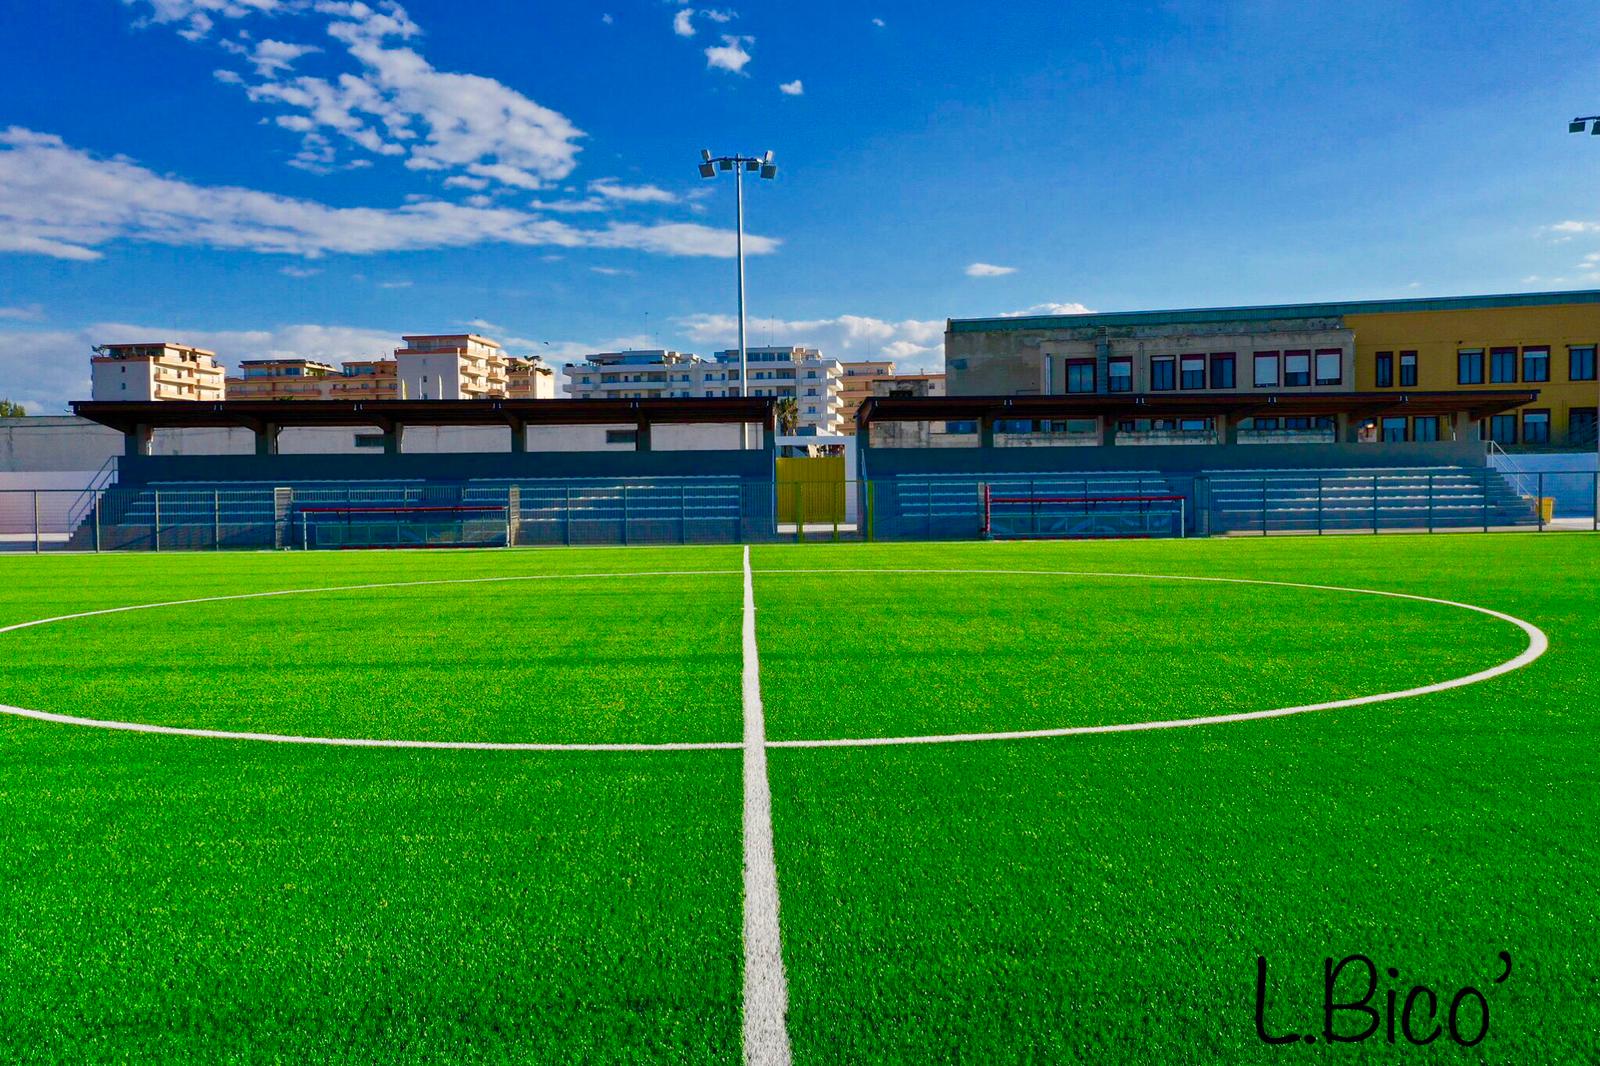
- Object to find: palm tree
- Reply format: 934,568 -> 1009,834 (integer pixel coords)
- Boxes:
775,397 -> 800,435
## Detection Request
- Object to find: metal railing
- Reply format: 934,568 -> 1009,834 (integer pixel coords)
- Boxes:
3,468 -> 1595,552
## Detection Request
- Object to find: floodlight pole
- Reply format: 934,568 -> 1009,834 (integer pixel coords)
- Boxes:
699,150 -> 777,445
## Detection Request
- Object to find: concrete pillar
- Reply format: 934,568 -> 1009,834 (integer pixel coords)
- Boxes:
979,416 -> 995,448
635,422 -> 652,452
380,424 -> 403,455
124,424 -> 153,458
1102,416 -> 1118,446
1339,413 -> 1362,444
253,422 -> 281,457
508,420 -> 527,452
1219,414 -> 1240,446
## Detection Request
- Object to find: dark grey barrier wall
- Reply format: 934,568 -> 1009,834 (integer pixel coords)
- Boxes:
119,450 -> 773,485
859,438 -> 1487,479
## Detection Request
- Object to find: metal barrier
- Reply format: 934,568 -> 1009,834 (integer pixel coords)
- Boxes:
2,468 -> 1594,551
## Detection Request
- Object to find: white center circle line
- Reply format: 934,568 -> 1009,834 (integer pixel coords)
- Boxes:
0,566 -> 1547,752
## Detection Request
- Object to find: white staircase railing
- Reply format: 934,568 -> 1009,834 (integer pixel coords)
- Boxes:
1486,441 -> 1533,498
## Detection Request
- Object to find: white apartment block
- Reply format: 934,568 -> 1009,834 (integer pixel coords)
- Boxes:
563,345 -> 845,434
90,343 -> 226,402
395,334 -> 508,400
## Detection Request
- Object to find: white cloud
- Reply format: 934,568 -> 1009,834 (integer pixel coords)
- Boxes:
965,262 -> 1017,277
376,279 -> 412,288
589,266 -> 633,276
673,7 -> 695,36
464,318 -> 503,332
135,0 -> 586,191
0,304 -> 44,321
675,313 -> 946,371
601,13 -> 613,24
279,265 -> 321,277
0,128 -> 777,260
589,179 -> 678,204
1549,220 -> 1600,234
246,38 -> 319,76
705,35 -> 753,74
999,302 -> 1095,317
778,79 -> 803,96
871,17 -> 885,27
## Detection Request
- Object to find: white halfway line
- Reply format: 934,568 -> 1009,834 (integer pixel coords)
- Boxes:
741,545 -> 793,1066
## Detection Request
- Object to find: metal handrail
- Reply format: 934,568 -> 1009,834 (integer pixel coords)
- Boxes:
65,456 -> 118,530
1487,440 -> 1533,498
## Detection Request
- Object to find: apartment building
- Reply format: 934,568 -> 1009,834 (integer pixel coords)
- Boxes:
507,356 -> 557,399
395,334 -> 508,400
324,359 -> 399,400
563,346 -> 845,433
90,343 -> 226,402
946,291 -> 1600,447
714,347 -> 844,434
226,359 -> 337,400
839,360 -> 946,427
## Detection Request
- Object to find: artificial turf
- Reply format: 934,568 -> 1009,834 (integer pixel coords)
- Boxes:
0,534 -> 1595,1062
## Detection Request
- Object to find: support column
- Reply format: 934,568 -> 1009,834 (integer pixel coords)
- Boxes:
379,423 -> 403,455
508,418 -> 527,452
1102,416 -> 1118,446
1219,414 -> 1240,446
979,416 -> 995,448
635,422 -> 652,452
1339,413 -> 1363,444
124,424 -> 153,458
253,421 -> 281,457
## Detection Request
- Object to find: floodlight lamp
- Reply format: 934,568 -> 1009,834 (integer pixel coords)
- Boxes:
760,163 -> 777,179
699,162 -> 716,178
744,159 -> 759,172
1571,120 -> 1588,134
1592,122 -> 1600,136
701,148 -> 713,161
763,150 -> 774,164
718,158 -> 734,171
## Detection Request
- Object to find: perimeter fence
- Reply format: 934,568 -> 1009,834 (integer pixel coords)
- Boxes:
1,469 -> 1595,552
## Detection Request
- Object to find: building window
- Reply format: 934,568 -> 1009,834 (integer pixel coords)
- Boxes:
1488,413 -> 1517,445
1412,416 -> 1441,442
1065,359 -> 1096,394
606,429 -> 638,445
1399,351 -> 1418,387
353,434 -> 385,449
1569,345 -> 1597,382
1375,351 -> 1394,387
1569,407 -> 1598,445
1315,349 -> 1342,386
1210,353 -> 1236,389
1457,349 -> 1485,385
1150,356 -> 1176,391
1283,350 -> 1311,387
1253,352 -> 1280,388
1179,355 -> 1206,390
1108,357 -> 1133,393
1522,409 -> 1550,444
1488,348 -> 1517,383
1380,416 -> 1408,442
1522,346 -> 1550,383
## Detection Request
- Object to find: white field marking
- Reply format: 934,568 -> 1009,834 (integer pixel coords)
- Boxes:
754,568 -> 1549,748
0,569 -> 744,752
0,564 -> 1547,753
741,546 -> 793,1066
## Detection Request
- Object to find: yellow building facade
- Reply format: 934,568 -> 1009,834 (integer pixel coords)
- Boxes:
1348,297 -> 1600,447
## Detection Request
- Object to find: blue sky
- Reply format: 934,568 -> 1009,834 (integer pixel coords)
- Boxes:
3,0 -> 1600,411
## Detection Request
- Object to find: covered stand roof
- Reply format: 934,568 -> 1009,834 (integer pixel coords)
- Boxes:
856,391 -> 1540,430
72,397 -> 777,433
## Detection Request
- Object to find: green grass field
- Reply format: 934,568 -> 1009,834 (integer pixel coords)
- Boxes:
1,535 -> 1596,1062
